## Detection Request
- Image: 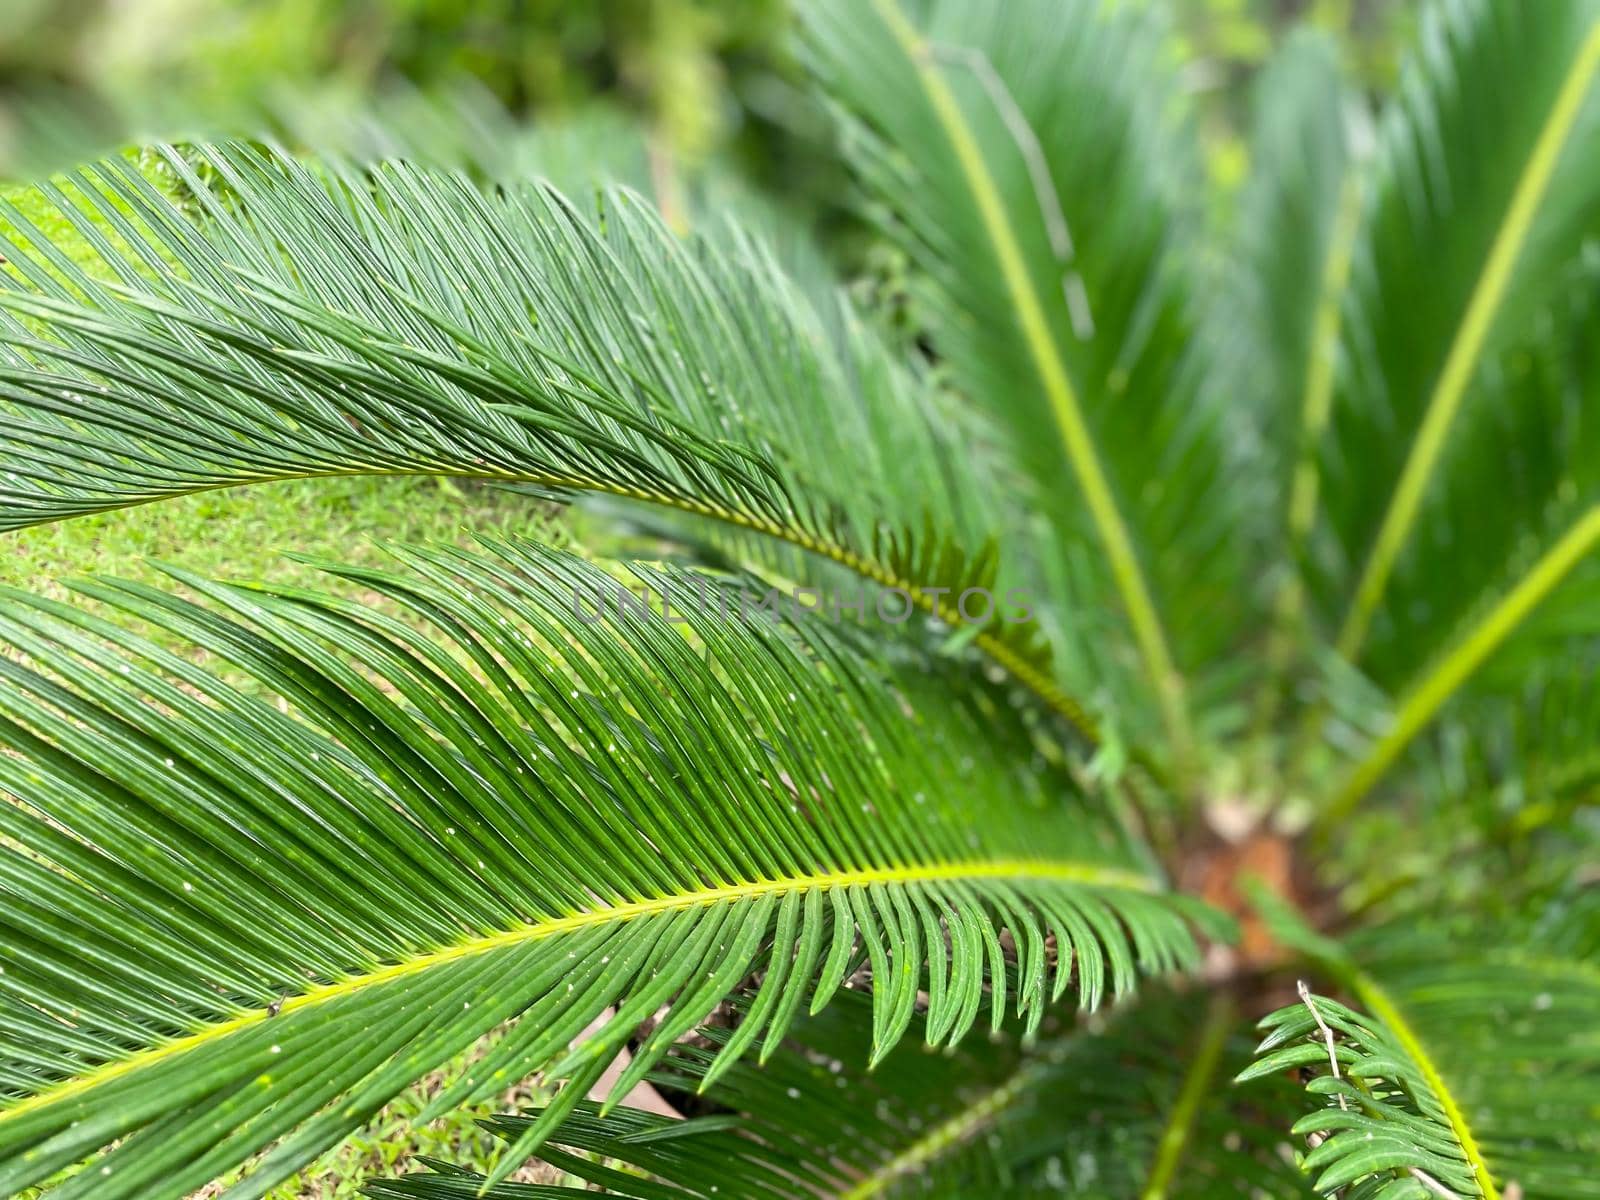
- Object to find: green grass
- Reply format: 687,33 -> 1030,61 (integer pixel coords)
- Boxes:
2,474 -> 553,600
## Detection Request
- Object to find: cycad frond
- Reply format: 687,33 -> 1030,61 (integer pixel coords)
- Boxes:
1244,990 -> 1486,1198
1219,30 -> 1362,756
1314,0 -> 1600,667
1335,665 -> 1600,908
0,540 -> 1201,1198
367,988 -> 1313,1199
1293,0 -> 1600,814
1244,920 -> 1600,1200
1220,29 -> 1358,530
0,144 -> 1106,748
801,0 -> 1237,763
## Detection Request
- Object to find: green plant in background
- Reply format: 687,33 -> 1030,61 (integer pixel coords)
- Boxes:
0,2 -> 1598,1200
1169,0 -> 1418,194
0,0 -> 786,184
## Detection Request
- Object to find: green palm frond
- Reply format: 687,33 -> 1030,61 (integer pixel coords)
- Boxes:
1244,990 -> 1486,1198
1456,668 -> 1600,834
0,143 -> 1114,751
1373,279 -> 1600,679
1219,29 -> 1363,761
3,1 -> 1599,1196
1280,0 -> 1600,815
366,988 -> 1313,1200
1311,0 -> 1600,670
1324,742 -> 1599,947
1321,277 -> 1600,816
1221,28 -> 1359,533
1243,911 -> 1600,1200
0,539 -> 1203,1198
1341,666 -> 1600,903
801,0 -> 1237,765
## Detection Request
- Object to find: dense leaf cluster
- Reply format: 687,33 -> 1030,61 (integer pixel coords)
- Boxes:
1,0 -> 1597,1196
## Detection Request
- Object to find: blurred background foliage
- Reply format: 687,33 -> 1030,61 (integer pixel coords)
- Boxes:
2,0 -> 1413,201
1172,0 -> 1415,192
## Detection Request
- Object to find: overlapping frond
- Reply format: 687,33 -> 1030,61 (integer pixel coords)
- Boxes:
1281,0 -> 1600,814
368,988 -> 1312,1199
0,539 -> 1202,1197
1369,282 -> 1600,680
1312,0 -> 1600,670
801,0 -> 1237,765
1218,29 -> 1358,531
2,3 -> 1596,1196
0,143 -> 1106,748
1216,30 -> 1362,759
1325,663 -> 1600,905
1321,377 -> 1600,820
1244,991 -> 1486,1198
1244,915 -> 1600,1200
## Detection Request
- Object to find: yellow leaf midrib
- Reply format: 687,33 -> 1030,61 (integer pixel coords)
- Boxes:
0,857 -> 1155,1127
838,1042 -> 1066,1200
1353,974 -> 1501,1200
868,0 -> 1194,774
1336,18 -> 1600,662
1139,993 -> 1234,1200
1329,503 -> 1600,819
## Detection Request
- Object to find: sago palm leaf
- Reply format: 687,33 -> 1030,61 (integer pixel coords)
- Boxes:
801,0 -> 1241,766
1323,284 -> 1600,818
1322,687 -> 1600,942
1439,669 -> 1600,846
0,143 -> 1100,753
368,987 -> 1313,1200
1245,990 -> 1487,1198
1217,28 -> 1359,539
1293,0 -> 1600,812
1317,0 -> 1600,653
0,539 -> 1204,1198
1244,908 -> 1600,1200
1215,29 -> 1361,752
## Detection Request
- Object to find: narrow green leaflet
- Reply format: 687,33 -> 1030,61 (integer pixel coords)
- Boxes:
0,143 -> 1097,745
0,539 -> 1203,1198
366,989 -> 1311,1200
1243,927 -> 1600,1200
801,0 -> 1236,764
